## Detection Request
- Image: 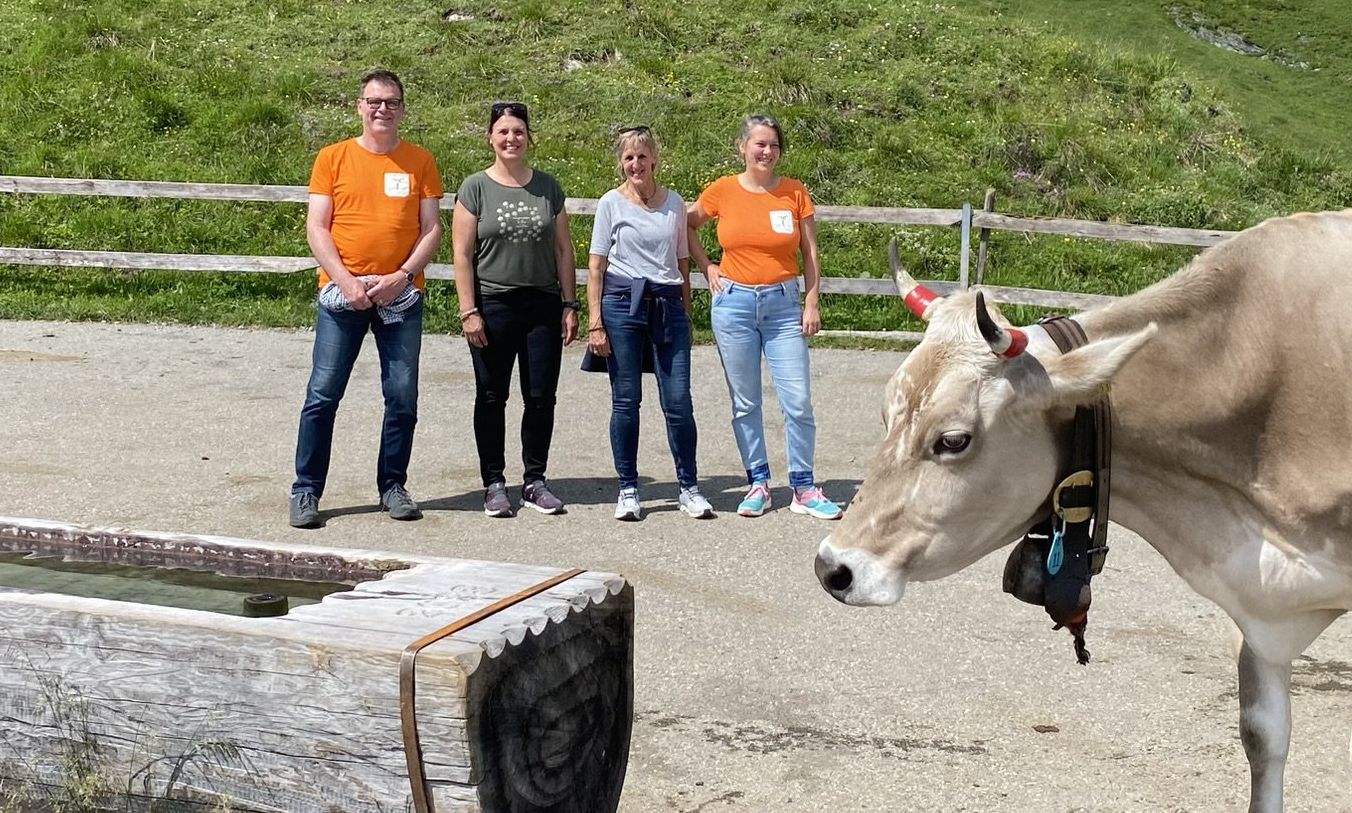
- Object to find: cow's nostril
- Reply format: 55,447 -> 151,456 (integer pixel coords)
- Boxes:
826,564 -> 853,593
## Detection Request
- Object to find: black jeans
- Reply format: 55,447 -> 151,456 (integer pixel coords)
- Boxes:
468,288 -> 564,487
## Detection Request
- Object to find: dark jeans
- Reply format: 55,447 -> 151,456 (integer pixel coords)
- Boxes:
602,293 -> 698,490
468,289 -> 564,487
293,300 -> 422,499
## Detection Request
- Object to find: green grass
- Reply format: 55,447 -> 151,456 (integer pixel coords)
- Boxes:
1,0 -> 1350,334
998,0 -> 1352,163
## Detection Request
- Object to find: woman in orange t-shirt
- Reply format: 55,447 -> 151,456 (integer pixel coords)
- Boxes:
687,115 -> 841,521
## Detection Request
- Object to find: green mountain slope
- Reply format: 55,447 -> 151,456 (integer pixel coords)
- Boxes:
1,0 -> 1349,330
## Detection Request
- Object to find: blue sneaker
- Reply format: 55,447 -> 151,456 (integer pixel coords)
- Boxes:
737,482 -> 772,517
790,486 -> 842,520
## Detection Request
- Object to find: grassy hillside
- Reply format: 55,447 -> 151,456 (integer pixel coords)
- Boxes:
1,0 -> 1350,332
1000,0 -> 1352,162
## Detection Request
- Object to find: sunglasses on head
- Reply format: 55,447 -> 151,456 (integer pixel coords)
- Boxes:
491,101 -> 529,118
618,125 -> 651,135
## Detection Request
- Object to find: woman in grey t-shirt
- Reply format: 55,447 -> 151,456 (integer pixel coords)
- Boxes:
452,102 -> 579,517
586,126 -> 713,521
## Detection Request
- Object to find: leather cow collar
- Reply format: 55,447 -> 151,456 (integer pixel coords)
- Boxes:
1001,315 -> 1113,664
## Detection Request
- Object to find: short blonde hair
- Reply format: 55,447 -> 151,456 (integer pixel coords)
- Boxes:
614,126 -> 659,177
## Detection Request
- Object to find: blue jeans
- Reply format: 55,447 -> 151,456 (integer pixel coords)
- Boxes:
710,279 -> 815,488
602,293 -> 698,490
293,300 -> 422,499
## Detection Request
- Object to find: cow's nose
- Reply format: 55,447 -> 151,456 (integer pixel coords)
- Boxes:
814,545 -> 854,596
825,563 -> 853,592
815,539 -> 906,606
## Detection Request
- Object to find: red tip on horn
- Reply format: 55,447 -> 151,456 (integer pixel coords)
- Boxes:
890,237 -> 940,320
991,327 -> 1028,358
903,286 -> 940,319
975,291 -> 1028,359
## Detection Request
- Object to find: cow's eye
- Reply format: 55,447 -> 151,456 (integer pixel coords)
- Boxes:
933,432 -> 971,455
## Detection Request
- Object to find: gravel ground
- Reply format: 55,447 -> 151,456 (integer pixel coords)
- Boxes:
1,319 -> 1349,813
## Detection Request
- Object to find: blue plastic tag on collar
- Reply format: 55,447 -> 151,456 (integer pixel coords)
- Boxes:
1047,528 -> 1065,576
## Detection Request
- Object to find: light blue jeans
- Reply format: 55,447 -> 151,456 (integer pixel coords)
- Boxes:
710,279 -> 816,488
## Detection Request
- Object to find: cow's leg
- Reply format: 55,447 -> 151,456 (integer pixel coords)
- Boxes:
1236,611 -> 1340,813
1237,640 -> 1291,813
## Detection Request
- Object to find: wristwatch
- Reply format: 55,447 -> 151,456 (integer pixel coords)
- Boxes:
401,268 -> 417,284
562,300 -> 581,311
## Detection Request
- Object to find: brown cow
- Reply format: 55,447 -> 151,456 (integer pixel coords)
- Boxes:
816,210 -> 1352,813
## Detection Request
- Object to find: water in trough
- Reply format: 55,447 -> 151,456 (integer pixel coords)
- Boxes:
0,550 -> 353,615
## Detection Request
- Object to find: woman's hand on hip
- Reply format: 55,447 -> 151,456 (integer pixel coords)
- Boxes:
561,308 -> 579,346
704,263 -> 725,294
801,301 -> 822,337
463,312 -> 488,348
587,324 -> 611,357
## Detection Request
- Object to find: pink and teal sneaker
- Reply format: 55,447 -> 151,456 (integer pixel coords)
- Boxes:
790,486 -> 842,520
737,482 -> 772,517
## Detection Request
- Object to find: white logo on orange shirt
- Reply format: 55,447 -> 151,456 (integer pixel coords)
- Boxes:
769,210 -> 794,234
384,173 -> 411,198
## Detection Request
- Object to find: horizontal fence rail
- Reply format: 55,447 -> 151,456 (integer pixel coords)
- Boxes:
970,211 -> 1231,247
0,175 -> 1236,326
0,175 -> 1235,241
0,175 -> 972,224
0,247 -> 1116,313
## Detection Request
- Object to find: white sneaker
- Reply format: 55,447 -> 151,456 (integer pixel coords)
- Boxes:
614,488 -> 642,521
678,486 -> 715,519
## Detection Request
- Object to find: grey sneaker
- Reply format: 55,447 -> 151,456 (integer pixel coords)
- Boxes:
484,481 -> 513,518
289,492 -> 321,529
614,488 -> 642,521
678,485 -> 715,519
521,480 -> 564,515
380,484 -> 422,521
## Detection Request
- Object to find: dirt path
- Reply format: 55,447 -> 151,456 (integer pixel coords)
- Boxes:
1,319 -> 1348,812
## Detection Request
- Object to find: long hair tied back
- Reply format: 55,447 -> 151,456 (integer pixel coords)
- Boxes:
737,114 -> 786,154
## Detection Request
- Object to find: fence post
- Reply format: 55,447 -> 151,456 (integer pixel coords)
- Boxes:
976,188 -> 995,286
959,202 -> 972,289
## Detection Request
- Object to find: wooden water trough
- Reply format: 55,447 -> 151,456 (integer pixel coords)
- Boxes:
0,517 -> 633,812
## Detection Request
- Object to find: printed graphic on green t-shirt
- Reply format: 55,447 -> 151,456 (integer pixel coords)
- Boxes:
456,170 -> 565,294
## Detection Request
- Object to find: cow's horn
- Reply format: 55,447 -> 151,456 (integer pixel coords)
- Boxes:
975,291 -> 1028,359
890,237 -> 939,321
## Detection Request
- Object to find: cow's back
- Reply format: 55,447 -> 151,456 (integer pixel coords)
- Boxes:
1092,210 -> 1352,545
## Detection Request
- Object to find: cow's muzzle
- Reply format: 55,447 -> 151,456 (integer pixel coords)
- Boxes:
815,538 -> 905,606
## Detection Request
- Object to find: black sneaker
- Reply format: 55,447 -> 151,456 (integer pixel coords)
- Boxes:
380,484 -> 422,521
521,480 -> 564,514
484,482 -> 513,518
289,492 -> 321,529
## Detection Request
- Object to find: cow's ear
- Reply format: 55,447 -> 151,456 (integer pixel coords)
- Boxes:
1036,323 -> 1158,408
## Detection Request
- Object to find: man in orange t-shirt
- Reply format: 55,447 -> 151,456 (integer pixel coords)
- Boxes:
290,69 -> 444,528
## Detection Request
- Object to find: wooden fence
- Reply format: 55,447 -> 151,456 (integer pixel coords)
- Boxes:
0,175 -> 1239,335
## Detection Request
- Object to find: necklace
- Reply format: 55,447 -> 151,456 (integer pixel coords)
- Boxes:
628,180 -> 657,207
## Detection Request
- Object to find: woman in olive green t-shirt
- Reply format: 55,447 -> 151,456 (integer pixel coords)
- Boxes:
451,102 -> 579,518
